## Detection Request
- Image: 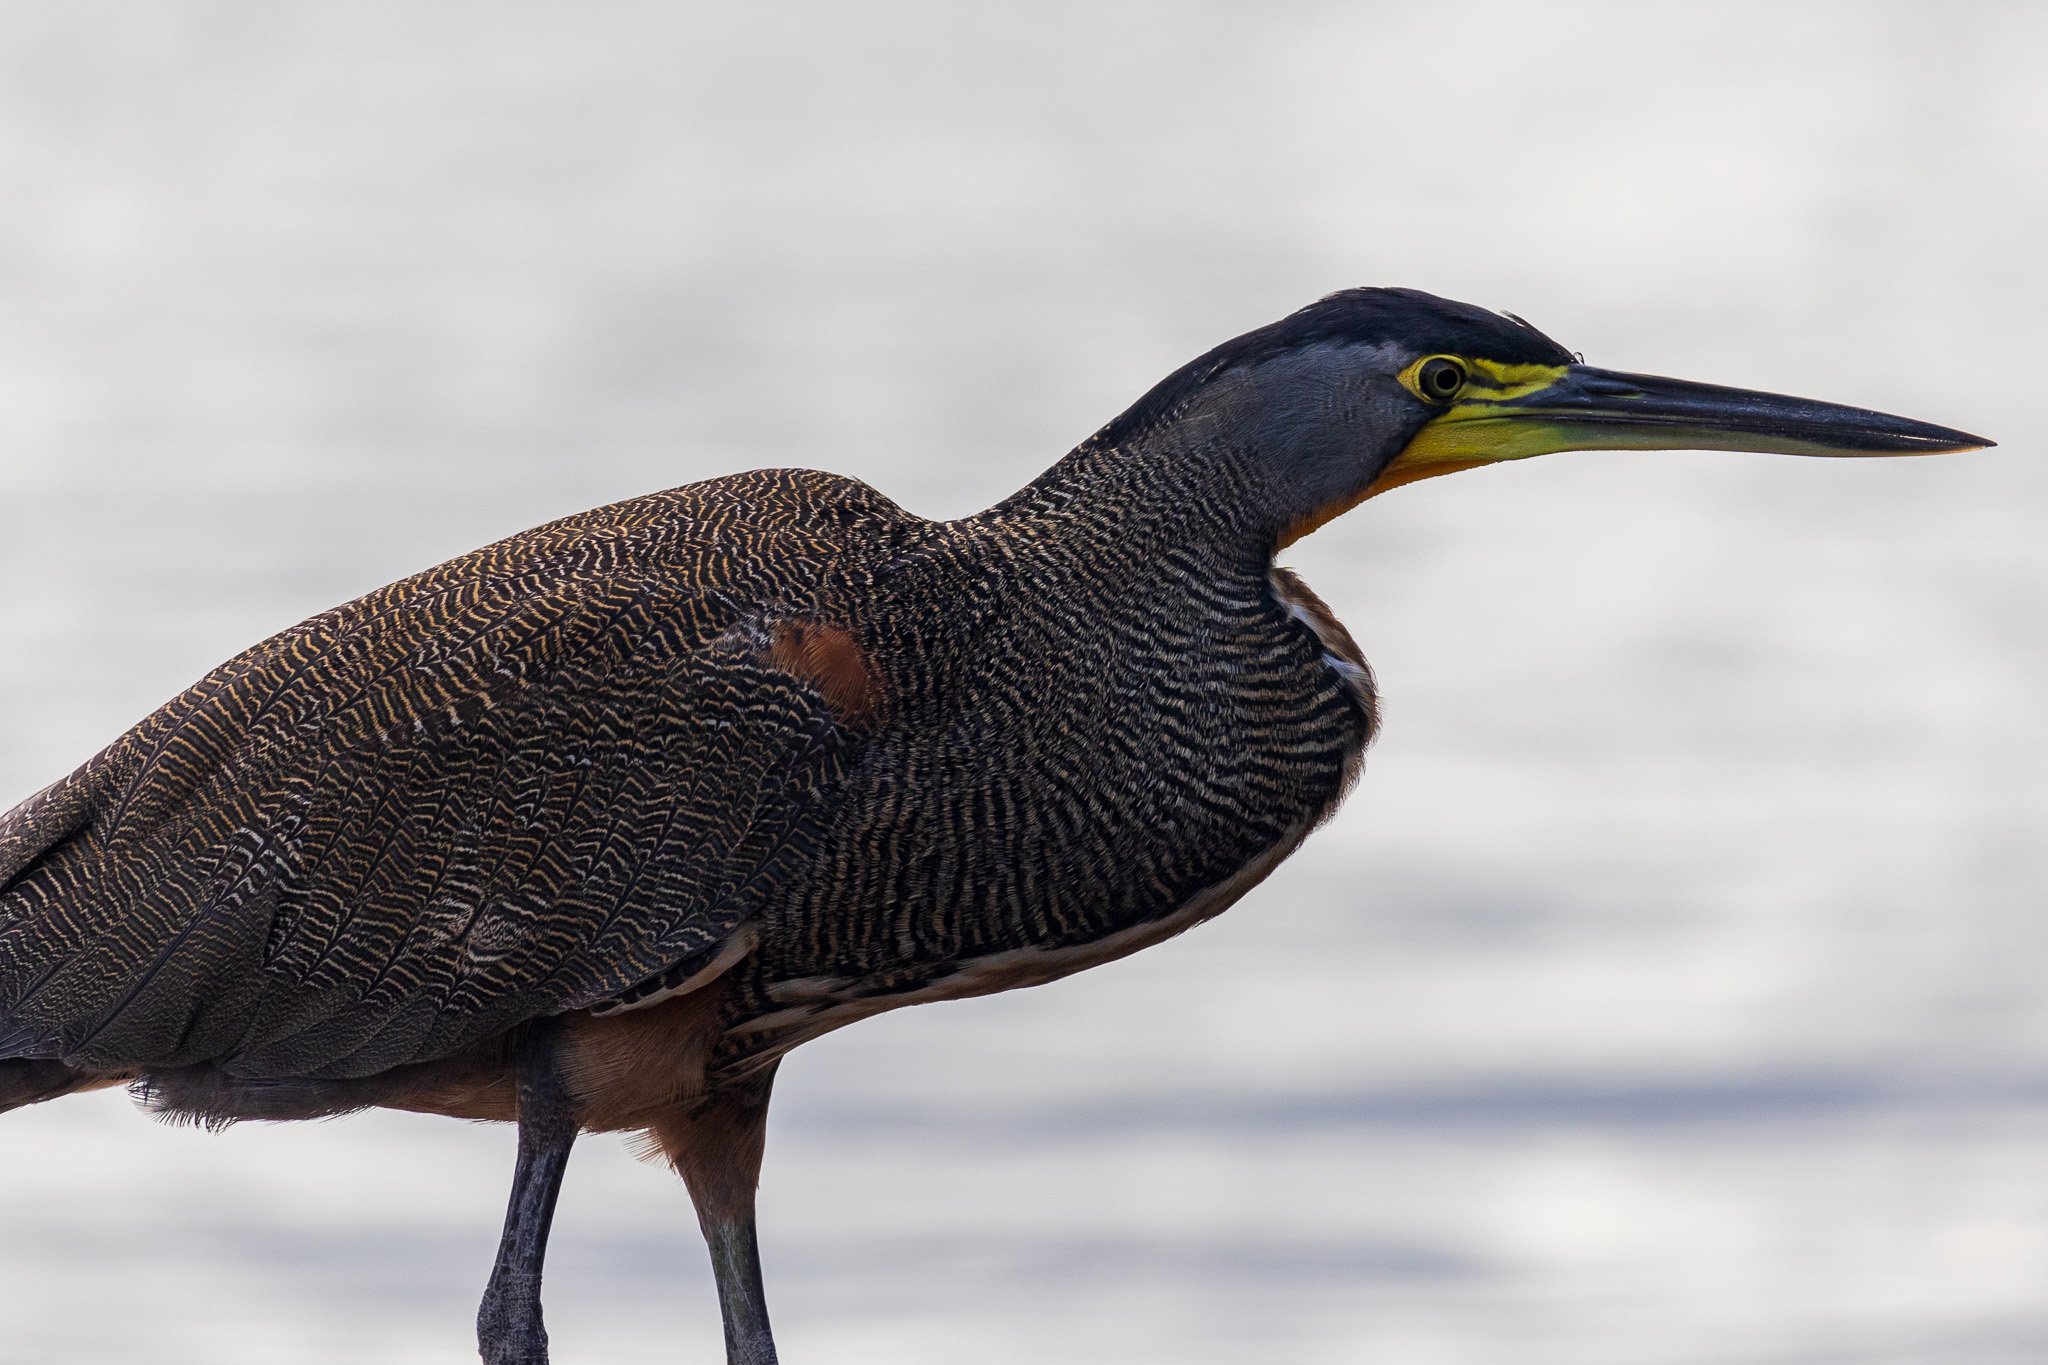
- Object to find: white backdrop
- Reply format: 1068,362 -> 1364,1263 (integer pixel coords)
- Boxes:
1,4 -> 2044,1362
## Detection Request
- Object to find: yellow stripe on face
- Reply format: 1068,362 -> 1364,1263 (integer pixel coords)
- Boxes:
1381,357 -> 1575,483
1397,356 -> 1569,406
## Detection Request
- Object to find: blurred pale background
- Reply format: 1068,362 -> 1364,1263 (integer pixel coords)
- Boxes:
1,3 -> 2044,1362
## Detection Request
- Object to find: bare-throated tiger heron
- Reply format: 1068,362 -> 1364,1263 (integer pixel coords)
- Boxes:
0,289 -> 1991,1363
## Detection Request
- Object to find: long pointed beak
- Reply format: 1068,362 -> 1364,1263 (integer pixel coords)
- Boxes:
1369,363 -> 1995,497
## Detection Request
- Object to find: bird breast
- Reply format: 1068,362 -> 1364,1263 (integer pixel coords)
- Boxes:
717,557 -> 1376,1067
1267,565 -> 1379,738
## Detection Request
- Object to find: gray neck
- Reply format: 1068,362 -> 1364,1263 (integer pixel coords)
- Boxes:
984,339 -> 1423,561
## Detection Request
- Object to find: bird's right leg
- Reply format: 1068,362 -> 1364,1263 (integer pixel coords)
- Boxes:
477,1018 -> 579,1365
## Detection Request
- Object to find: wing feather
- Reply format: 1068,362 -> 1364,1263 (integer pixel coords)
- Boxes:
0,472 -> 900,1079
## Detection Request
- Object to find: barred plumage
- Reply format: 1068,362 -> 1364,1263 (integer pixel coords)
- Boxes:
0,286 -> 1983,1365
0,447 -> 1371,1099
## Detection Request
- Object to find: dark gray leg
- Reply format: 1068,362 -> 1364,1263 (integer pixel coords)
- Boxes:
704,1214 -> 776,1365
658,1066 -> 780,1365
477,1019 -> 578,1365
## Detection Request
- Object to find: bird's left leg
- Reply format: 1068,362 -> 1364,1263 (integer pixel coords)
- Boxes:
657,1064 -> 782,1365
477,1018 -> 579,1365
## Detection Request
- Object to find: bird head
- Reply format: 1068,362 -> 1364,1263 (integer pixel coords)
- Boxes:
1095,288 -> 1992,546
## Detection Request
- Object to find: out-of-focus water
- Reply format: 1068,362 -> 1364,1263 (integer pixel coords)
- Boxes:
1,3 -> 2044,1362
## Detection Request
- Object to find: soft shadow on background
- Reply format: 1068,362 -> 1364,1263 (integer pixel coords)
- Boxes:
2,4 -> 2044,1362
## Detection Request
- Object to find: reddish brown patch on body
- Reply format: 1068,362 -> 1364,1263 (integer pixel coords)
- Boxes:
767,619 -> 882,723
371,982 -> 731,1131
1270,568 -> 1370,674
377,1056 -> 519,1122
0,1062 -> 126,1112
1269,566 -> 1380,748
558,983 -> 729,1132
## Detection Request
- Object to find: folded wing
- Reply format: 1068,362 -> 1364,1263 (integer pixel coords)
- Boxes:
0,473 -> 890,1080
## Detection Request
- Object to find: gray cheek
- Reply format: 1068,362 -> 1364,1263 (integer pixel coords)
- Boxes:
1197,344 -> 1421,522
1307,380 -> 1417,498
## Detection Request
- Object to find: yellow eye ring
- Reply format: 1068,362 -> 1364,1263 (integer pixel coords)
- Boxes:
1414,356 -> 1468,403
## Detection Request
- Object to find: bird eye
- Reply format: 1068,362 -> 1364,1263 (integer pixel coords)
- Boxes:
1416,357 -> 1467,403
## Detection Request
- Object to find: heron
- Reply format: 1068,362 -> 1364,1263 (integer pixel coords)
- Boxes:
0,288 -> 1990,1363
